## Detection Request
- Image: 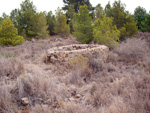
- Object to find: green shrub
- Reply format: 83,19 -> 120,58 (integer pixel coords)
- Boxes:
0,36 -> 24,46
141,14 -> 150,32
93,16 -> 120,48
134,6 -> 147,31
123,15 -> 138,38
28,12 -> 49,38
73,5 -> 93,44
66,4 -> 75,33
104,0 -> 138,40
0,18 -> 24,46
46,11 -> 56,35
54,7 -> 70,37
22,29 -> 26,38
119,18 -> 138,40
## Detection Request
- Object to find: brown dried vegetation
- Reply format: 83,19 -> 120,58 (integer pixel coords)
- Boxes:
0,34 -> 150,113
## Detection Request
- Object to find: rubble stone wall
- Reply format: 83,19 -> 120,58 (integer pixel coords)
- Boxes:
46,44 -> 109,63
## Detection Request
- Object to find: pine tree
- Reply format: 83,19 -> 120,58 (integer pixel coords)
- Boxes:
134,6 -> 147,31
110,0 -> 126,29
66,4 -> 75,32
10,9 -> 19,28
73,5 -> 93,43
104,1 -> 112,17
0,17 -> 3,23
0,18 -> 24,46
141,14 -> 150,32
63,0 -> 94,23
54,7 -> 70,37
0,13 -> 9,23
17,0 -> 37,37
28,12 -> 49,38
2,13 -> 9,18
124,14 -> 138,37
63,0 -> 94,13
93,16 -> 120,48
104,0 -> 138,40
46,11 -> 55,35
94,4 -> 104,20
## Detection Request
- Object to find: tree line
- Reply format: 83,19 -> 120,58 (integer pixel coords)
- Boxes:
0,0 -> 149,47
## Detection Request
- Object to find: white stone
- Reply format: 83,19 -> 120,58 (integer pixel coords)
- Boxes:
21,97 -> 29,105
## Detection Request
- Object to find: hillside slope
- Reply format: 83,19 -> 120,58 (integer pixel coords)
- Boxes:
0,34 -> 150,113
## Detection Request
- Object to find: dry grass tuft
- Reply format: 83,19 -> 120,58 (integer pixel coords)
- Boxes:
16,74 -> 58,105
107,96 -> 128,113
0,57 -> 24,78
63,102 -> 95,113
0,82 -> 19,113
114,38 -> 149,61
31,104 -> 50,113
89,57 -> 104,73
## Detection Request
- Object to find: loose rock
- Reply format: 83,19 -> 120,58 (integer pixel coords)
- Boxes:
21,97 -> 29,105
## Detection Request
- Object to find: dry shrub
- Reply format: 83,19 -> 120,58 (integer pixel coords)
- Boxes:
68,55 -> 92,85
17,75 -> 33,98
135,32 -> 150,39
107,96 -> 128,113
41,53 -> 47,63
63,102 -> 95,113
115,38 -> 149,61
85,82 -> 112,108
110,73 -> 150,113
16,74 -> 58,105
107,52 -> 119,62
0,57 -> 24,78
134,32 -> 150,47
132,74 -> 150,113
68,55 -> 88,69
88,88 -> 111,108
31,104 -> 51,113
92,90 -> 110,107
31,102 -> 95,113
0,83 -> 19,113
67,69 -> 86,86
88,57 -> 104,73
0,51 -> 14,58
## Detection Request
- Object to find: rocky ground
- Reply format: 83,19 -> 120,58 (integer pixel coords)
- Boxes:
0,34 -> 150,113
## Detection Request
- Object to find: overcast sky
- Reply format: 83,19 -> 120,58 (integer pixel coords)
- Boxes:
0,0 -> 150,16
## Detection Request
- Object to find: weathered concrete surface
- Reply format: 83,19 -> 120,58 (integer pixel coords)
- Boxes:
46,44 -> 109,63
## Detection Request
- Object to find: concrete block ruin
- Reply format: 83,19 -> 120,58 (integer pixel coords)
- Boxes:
46,44 -> 109,63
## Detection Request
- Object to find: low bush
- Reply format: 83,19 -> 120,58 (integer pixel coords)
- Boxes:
73,5 -> 93,44
93,16 -> 120,48
0,51 -> 14,58
68,55 -> 92,85
107,97 -> 128,113
68,55 -> 88,69
0,84 -> 19,113
0,36 -> 24,46
54,8 -> 70,37
16,74 -> 59,105
134,32 -> 150,47
0,57 -> 24,78
88,57 -> 104,73
114,38 -> 149,61
0,18 -> 24,46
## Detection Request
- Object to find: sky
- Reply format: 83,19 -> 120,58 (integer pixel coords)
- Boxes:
0,0 -> 150,16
